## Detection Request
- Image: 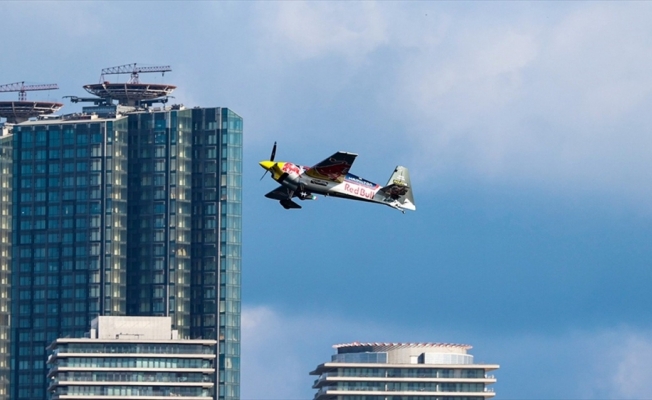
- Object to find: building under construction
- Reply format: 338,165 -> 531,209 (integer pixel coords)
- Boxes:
3,65 -> 243,400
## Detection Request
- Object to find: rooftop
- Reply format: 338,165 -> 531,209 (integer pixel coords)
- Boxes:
335,342 -> 473,351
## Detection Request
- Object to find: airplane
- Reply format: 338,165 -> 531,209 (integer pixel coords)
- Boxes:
259,142 -> 416,213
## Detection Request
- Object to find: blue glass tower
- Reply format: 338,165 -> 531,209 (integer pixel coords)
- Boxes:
8,106 -> 242,400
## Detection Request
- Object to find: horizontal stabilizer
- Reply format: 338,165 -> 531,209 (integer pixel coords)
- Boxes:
265,186 -> 292,200
280,199 -> 302,209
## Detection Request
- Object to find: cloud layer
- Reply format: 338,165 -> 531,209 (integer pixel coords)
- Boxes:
245,2 -> 652,207
6,2 -> 652,208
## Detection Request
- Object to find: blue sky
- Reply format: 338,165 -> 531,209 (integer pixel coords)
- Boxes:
4,1 -> 652,398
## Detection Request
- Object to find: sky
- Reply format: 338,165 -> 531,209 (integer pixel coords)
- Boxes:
3,1 -> 652,398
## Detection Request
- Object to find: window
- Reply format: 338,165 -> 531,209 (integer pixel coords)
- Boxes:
63,129 -> 75,145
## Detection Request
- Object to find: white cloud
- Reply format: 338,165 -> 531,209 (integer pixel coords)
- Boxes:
244,2 -> 652,209
4,2 -> 103,39
377,3 -> 652,207
255,2 -> 387,63
612,336 -> 652,397
592,331 -> 652,398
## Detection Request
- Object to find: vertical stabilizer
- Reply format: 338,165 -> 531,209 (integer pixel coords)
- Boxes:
386,166 -> 416,211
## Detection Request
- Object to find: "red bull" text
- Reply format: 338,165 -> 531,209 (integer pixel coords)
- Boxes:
344,183 -> 376,200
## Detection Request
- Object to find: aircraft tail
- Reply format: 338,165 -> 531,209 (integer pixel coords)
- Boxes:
382,166 -> 416,211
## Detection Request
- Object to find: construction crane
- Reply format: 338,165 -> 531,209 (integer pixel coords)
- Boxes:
99,63 -> 171,84
0,82 -> 59,101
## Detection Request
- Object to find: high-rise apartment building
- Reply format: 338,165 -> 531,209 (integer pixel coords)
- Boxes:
47,316 -> 217,399
310,342 -> 498,399
5,78 -> 242,400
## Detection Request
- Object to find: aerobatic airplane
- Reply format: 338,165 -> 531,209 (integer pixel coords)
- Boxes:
259,143 -> 416,213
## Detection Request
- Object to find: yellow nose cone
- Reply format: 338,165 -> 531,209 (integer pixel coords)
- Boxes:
259,161 -> 275,170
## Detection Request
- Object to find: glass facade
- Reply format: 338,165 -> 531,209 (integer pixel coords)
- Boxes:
189,108 -> 242,400
125,110 -> 193,332
11,118 -> 129,400
0,134 -> 11,400
8,107 -> 242,400
332,352 -> 387,364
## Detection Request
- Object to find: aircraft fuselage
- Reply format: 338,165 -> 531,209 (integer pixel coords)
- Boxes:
271,161 -> 398,207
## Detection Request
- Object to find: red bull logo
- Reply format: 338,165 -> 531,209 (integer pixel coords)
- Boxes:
282,162 -> 301,175
344,183 -> 376,200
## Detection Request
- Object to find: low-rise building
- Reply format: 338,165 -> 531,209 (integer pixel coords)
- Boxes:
310,342 -> 498,399
47,316 -> 217,399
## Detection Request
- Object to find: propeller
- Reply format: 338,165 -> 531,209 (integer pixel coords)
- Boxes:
260,141 -> 277,180
270,141 -> 277,162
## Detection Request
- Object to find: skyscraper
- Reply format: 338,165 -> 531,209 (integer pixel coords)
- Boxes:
310,342 -> 499,399
5,70 -> 242,400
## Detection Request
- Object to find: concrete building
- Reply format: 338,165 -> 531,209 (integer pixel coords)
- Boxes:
5,68 -> 242,400
47,316 -> 216,399
310,342 -> 499,399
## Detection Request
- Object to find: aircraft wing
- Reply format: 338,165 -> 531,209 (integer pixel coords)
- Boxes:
305,151 -> 357,182
265,186 -> 294,200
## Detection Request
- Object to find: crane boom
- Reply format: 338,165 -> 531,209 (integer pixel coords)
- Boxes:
0,82 -> 59,101
100,63 -> 172,84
